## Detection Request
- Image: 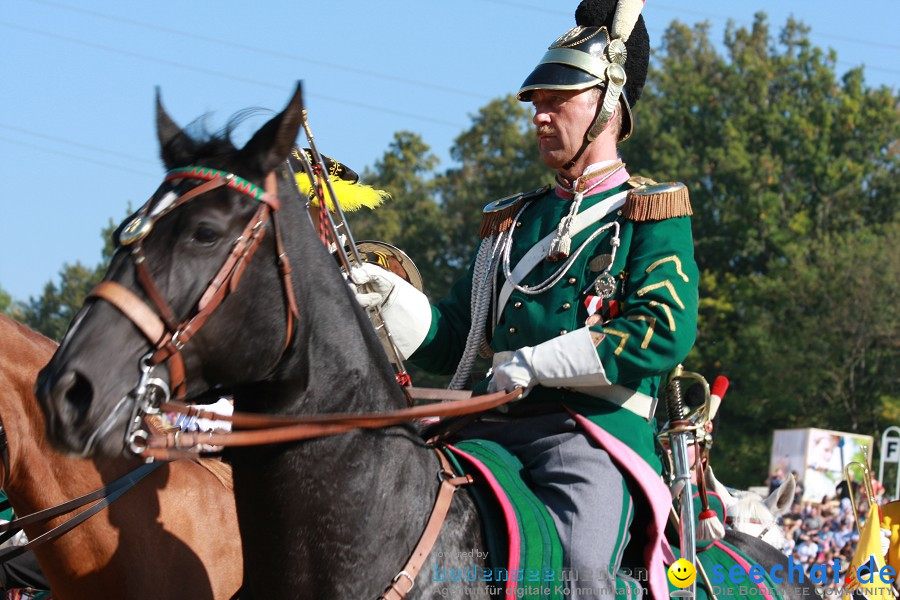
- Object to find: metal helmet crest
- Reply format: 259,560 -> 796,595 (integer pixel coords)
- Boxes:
518,0 -> 649,146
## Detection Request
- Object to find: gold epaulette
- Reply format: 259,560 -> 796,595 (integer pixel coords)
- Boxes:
622,180 -> 692,222
478,184 -> 551,238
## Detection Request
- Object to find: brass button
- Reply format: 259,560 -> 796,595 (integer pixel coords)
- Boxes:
515,221 -> 523,228
562,302 -> 571,310
513,301 -> 523,309
559,329 -> 568,336
567,277 -> 577,285
508,327 -> 517,334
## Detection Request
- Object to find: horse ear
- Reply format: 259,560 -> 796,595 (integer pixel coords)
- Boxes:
705,466 -> 736,506
763,473 -> 795,517
239,82 -> 305,176
156,88 -> 198,169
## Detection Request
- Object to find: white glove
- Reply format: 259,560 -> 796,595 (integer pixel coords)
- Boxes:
882,528 -> 892,557
487,327 -> 610,394
348,263 -> 432,360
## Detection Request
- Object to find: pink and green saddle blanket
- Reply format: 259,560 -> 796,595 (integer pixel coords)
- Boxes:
441,439 -> 648,599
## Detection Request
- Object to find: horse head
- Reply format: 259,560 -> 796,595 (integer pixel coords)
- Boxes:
35,83 -> 392,458
707,466 -> 794,552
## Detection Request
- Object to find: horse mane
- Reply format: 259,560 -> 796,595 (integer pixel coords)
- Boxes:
180,109 -> 270,154
157,107 -> 282,174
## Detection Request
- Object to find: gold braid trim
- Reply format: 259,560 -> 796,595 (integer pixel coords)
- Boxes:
478,185 -> 551,238
479,198 -> 525,238
623,181 -> 692,222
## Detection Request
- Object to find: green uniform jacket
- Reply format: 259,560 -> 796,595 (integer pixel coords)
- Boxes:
411,183 -> 699,472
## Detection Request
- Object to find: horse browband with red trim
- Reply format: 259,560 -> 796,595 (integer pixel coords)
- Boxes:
89,168 -> 297,401
164,166 -> 267,201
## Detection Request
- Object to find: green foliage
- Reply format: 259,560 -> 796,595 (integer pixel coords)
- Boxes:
436,96 -> 551,286
723,223 -> 900,434
628,15 -> 899,277
0,286 -> 10,314
626,14 -> 899,486
0,284 -> 23,321
354,132 -> 448,296
22,262 -> 104,341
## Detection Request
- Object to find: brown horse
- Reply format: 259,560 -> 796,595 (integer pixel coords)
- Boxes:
0,314 -> 242,599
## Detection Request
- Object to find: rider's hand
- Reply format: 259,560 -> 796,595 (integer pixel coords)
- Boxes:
487,351 -> 536,395
347,263 -> 432,360
487,328 -> 609,395
348,263 -> 397,309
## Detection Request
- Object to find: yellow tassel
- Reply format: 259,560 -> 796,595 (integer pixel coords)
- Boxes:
294,174 -> 390,213
622,182 -> 692,221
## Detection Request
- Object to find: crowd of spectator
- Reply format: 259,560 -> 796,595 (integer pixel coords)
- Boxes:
767,470 -> 895,592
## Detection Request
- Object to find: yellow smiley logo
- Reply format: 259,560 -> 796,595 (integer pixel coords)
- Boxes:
667,558 -> 697,588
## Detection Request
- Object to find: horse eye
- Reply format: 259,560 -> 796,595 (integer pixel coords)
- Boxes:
191,225 -> 219,246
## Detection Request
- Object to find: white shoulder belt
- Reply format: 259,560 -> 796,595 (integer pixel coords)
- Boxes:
495,189 -> 629,318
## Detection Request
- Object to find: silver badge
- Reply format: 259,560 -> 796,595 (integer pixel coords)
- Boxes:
593,273 -> 617,299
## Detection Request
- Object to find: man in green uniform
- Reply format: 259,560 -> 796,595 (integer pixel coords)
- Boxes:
351,0 -> 697,596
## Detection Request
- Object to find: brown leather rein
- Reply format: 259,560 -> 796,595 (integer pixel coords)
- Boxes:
141,387 -> 521,460
85,163 -> 520,599
88,167 -> 299,402
143,387 -> 521,600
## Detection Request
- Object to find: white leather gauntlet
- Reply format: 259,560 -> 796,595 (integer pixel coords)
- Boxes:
349,263 -> 432,360
487,327 -> 610,394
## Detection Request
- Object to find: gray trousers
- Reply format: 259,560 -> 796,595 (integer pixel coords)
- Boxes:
461,412 -> 644,599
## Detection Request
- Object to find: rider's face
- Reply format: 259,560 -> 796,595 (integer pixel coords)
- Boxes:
530,88 -> 598,170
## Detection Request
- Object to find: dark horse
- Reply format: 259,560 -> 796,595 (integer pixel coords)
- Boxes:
35,85 -> 813,599
36,84 -> 487,599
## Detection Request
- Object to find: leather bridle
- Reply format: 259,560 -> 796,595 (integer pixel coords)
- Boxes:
88,166 -> 299,404
79,161 -> 523,600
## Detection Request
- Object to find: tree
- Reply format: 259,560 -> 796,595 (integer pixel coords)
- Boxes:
0,285 -> 10,314
626,14 -> 899,486
715,224 -> 900,485
354,132 -> 447,296
629,14 -> 899,271
437,96 -> 550,285
0,284 -> 24,321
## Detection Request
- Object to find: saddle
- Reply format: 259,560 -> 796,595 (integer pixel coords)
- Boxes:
441,440 -> 563,599
440,438 -> 657,599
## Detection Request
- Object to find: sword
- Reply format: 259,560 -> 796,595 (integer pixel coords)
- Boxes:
287,83 -> 412,390
665,364 -> 696,598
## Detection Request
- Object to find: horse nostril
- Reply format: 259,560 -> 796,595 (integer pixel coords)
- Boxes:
52,371 -> 95,423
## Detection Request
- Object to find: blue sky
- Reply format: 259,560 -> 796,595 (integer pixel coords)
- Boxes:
2,0 -> 897,303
